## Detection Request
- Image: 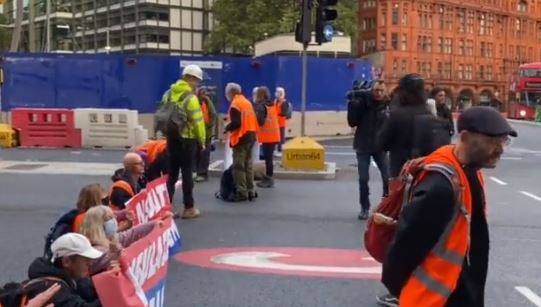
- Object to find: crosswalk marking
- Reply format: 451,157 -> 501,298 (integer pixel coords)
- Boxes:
515,286 -> 541,306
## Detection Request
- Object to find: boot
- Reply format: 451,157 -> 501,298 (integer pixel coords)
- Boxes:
256,176 -> 274,188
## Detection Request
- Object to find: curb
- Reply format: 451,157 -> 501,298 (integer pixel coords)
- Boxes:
507,119 -> 541,126
208,160 -> 337,180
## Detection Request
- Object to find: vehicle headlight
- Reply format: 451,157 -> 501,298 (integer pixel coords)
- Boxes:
520,110 -> 527,117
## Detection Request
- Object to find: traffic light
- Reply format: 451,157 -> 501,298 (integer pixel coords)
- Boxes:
315,0 -> 338,44
295,0 -> 312,44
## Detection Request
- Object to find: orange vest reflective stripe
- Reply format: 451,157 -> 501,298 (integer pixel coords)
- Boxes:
399,145 -> 484,307
109,180 -> 135,210
229,95 -> 258,147
275,99 -> 287,128
201,100 -> 210,125
257,105 -> 281,144
73,212 -> 85,232
136,140 -> 166,165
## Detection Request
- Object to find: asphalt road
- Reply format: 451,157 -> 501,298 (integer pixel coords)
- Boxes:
0,121 -> 540,307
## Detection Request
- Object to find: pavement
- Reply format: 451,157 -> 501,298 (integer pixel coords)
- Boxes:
0,121 -> 541,306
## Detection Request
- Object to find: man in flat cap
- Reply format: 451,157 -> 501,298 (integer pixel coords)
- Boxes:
381,107 -> 516,307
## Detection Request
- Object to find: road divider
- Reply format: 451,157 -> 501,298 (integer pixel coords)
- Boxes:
515,286 -> 541,306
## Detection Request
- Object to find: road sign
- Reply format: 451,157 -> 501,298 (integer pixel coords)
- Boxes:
175,247 -> 381,279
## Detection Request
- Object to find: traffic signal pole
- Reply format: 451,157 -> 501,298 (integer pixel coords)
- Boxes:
301,42 -> 308,136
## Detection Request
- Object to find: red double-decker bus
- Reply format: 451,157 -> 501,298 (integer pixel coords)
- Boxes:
508,62 -> 541,119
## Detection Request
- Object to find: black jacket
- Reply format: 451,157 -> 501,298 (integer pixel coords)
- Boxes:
225,108 -> 256,147
347,91 -> 389,153
382,168 -> 489,307
436,104 -> 455,136
110,169 -> 147,209
377,104 -> 433,177
26,257 -> 101,307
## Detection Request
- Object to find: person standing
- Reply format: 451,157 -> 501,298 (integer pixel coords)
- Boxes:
163,64 -> 206,219
254,86 -> 280,188
382,107 -> 517,307
225,83 -> 258,201
431,87 -> 455,137
347,80 -> 390,220
274,87 -> 289,155
194,87 -> 217,182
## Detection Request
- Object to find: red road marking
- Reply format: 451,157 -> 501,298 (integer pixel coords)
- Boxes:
175,247 -> 381,279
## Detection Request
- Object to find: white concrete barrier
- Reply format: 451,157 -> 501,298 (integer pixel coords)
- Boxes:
74,108 -> 148,148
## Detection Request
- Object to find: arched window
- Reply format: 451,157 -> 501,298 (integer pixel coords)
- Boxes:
517,0 -> 528,13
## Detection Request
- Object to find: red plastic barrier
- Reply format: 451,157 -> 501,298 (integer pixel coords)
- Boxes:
11,108 -> 82,148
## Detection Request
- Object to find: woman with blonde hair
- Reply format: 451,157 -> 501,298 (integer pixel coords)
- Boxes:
72,183 -> 132,233
80,205 -> 168,275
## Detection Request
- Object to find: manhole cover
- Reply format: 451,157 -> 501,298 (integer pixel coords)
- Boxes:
3,164 -> 48,170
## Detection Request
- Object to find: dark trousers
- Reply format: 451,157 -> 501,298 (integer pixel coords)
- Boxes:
277,127 -> 285,152
146,151 -> 169,181
195,138 -> 212,177
232,140 -> 255,197
356,151 -> 390,211
261,143 -> 276,177
166,137 -> 197,209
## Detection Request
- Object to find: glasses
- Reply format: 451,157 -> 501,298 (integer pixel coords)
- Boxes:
479,134 -> 512,147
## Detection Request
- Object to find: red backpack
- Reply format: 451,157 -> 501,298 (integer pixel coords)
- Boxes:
364,158 -> 459,263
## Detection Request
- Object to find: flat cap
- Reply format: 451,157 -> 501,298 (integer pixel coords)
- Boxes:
457,106 -> 517,137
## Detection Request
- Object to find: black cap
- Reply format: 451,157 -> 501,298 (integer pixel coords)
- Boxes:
399,73 -> 424,89
457,106 -> 518,137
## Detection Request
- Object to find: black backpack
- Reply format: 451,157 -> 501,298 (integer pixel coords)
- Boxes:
215,166 -> 237,202
43,209 -> 79,259
154,91 -> 194,139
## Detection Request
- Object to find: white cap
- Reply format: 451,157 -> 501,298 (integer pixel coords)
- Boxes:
51,233 -> 103,262
182,64 -> 204,80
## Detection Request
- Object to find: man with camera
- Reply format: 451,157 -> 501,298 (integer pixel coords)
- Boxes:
347,80 -> 390,220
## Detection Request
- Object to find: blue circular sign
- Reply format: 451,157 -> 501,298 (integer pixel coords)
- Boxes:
323,24 -> 334,41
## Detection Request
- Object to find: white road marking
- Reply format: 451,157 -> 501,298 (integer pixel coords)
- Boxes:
520,191 -> 541,202
325,151 -> 354,156
501,156 -> 522,160
0,160 -> 119,175
489,176 -> 508,186
515,286 -> 541,306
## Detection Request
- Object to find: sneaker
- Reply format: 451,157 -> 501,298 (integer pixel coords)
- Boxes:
181,208 -> 201,219
232,194 -> 249,202
194,175 -> 207,183
358,209 -> 369,220
376,294 -> 398,307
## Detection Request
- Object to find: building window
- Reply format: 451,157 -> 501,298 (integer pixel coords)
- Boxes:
480,42 -> 486,57
438,5 -> 444,30
487,14 -> 494,35
402,8 -> 408,25
458,39 -> 465,55
444,38 -> 452,54
465,64 -> 473,80
401,34 -> 407,51
487,43 -> 494,58
480,65 -> 485,80
380,33 -> 387,50
401,59 -> 408,73
391,33 -> 398,50
393,59 -> 399,77
381,9 -> 387,26
438,37 -> 444,53
392,3 -> 399,25
458,64 -> 464,80
467,10 -> 474,33
466,40 -> 474,56
479,13 -> 487,35
517,0 -> 528,13
458,9 -> 466,33
362,39 -> 376,53
445,7 -> 453,31
437,62 -> 443,78
487,66 -> 493,81
444,62 -> 452,79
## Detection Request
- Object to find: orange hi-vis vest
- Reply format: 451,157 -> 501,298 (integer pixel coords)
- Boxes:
201,99 -> 210,125
257,105 -> 281,144
275,99 -> 287,128
399,145 -> 485,307
229,94 -> 258,147
137,139 -> 167,165
109,181 -> 135,210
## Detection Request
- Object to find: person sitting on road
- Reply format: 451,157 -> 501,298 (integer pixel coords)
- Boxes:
26,233 -> 103,307
72,183 -> 133,233
109,153 -> 148,210
79,205 -> 168,275
131,139 -> 169,181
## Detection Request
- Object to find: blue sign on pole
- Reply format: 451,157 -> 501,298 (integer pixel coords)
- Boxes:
323,24 -> 334,42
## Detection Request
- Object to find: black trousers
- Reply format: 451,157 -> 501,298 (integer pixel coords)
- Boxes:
195,138 -> 212,177
261,143 -> 276,177
166,137 -> 197,209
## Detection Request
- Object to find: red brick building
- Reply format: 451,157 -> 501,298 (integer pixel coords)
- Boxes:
357,0 -> 541,111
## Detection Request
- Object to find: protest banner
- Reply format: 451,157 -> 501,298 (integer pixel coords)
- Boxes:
93,218 -> 181,307
126,177 -> 171,225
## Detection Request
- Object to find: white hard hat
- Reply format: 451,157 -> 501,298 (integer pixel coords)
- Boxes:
182,64 -> 203,80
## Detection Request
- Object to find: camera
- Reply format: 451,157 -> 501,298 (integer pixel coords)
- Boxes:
346,80 -> 373,102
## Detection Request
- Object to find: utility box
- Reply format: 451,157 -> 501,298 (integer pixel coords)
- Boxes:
0,124 -> 17,148
282,137 -> 325,171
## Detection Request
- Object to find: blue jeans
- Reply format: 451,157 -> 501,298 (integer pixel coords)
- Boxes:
356,152 -> 390,211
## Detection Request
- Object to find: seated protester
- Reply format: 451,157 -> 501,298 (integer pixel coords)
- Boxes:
73,183 -> 133,233
80,205 -> 166,276
109,153 -> 148,210
132,139 -> 169,181
26,233 -> 103,307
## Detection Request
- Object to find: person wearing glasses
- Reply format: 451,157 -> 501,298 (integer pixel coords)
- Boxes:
109,152 -> 148,210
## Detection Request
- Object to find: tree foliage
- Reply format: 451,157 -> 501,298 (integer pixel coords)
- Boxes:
0,14 -> 12,52
206,0 -> 357,54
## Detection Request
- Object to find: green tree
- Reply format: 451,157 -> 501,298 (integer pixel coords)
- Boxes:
0,14 -> 12,52
207,0 -> 357,54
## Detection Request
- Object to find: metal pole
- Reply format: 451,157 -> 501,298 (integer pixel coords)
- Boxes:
10,0 -> 24,52
46,0 -> 51,52
28,0 -> 36,52
300,42 -> 308,136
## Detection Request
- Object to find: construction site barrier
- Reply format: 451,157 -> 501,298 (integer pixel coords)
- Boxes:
74,108 -> 148,148
11,108 -> 82,148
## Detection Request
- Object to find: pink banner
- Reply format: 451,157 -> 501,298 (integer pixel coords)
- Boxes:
126,176 -> 171,225
93,218 -> 179,307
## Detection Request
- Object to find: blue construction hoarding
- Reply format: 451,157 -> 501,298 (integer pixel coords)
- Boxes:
0,53 -> 373,113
